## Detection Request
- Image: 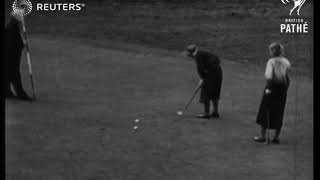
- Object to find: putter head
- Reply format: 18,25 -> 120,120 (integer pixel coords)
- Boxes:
177,110 -> 183,116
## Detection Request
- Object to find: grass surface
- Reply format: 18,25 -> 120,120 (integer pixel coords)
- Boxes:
5,36 -> 313,180
5,1 -> 313,179
5,1 -> 313,76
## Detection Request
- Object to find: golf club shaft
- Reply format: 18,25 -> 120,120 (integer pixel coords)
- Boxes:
27,51 -> 36,99
184,83 -> 202,110
22,19 -> 36,99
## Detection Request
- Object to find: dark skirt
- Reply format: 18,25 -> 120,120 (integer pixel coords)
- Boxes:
256,81 -> 288,130
200,65 -> 223,103
5,19 -> 24,72
5,35 -> 24,77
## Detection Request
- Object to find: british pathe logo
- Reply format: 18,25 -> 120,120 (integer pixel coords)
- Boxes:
281,0 -> 307,16
12,0 -> 32,16
279,0 -> 309,33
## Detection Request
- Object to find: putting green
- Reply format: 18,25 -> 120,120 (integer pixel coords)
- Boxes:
6,36 -> 313,180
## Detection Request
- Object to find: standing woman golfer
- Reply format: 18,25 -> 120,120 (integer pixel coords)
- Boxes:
4,10 -> 32,101
254,43 -> 291,144
183,44 -> 223,119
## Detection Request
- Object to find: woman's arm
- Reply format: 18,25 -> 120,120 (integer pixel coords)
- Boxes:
264,59 -> 274,94
264,59 -> 273,80
196,60 -> 207,79
285,69 -> 291,88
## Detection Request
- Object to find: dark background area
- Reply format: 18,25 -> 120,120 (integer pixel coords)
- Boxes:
4,0 -> 314,77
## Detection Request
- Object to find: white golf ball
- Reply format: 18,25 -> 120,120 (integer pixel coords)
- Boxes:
177,111 -> 183,115
135,119 -> 140,123
133,126 -> 138,130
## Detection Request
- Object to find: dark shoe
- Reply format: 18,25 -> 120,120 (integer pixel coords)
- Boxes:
272,138 -> 280,144
253,136 -> 266,143
211,113 -> 220,118
196,114 -> 211,119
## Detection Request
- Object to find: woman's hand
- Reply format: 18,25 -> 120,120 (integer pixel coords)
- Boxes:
198,79 -> 203,86
265,89 -> 271,94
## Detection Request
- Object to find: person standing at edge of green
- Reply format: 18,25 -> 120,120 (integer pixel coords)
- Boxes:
254,42 -> 291,144
5,10 -> 32,101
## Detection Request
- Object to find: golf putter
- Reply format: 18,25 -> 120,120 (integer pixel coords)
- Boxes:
185,84 -> 202,110
177,83 -> 202,116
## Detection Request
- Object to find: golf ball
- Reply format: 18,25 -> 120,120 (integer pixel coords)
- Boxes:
177,111 -> 183,115
135,119 -> 140,123
133,126 -> 138,130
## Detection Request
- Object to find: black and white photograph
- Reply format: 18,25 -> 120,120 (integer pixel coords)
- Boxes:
3,0 -> 315,179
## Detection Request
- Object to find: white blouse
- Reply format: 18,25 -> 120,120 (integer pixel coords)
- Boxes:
265,57 -> 291,81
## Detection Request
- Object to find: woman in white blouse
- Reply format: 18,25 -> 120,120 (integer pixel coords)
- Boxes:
254,43 -> 291,144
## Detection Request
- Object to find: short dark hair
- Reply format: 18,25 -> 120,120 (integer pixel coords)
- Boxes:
186,44 -> 197,55
269,42 -> 284,57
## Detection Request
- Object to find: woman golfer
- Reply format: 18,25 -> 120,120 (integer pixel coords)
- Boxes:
254,43 -> 291,144
5,11 -> 32,101
184,44 -> 223,119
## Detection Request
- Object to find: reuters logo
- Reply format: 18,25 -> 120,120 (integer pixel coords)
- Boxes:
12,0 -> 33,16
12,1 -> 86,15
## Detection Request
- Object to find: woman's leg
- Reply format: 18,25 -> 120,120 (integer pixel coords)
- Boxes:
197,100 -> 211,118
271,128 -> 281,144
254,126 -> 267,142
204,100 -> 210,115
274,128 -> 281,140
212,100 -> 219,114
260,126 -> 267,139
211,100 -> 219,117
5,63 -> 15,97
5,72 -> 14,97
5,82 -> 15,97
11,66 -> 31,100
